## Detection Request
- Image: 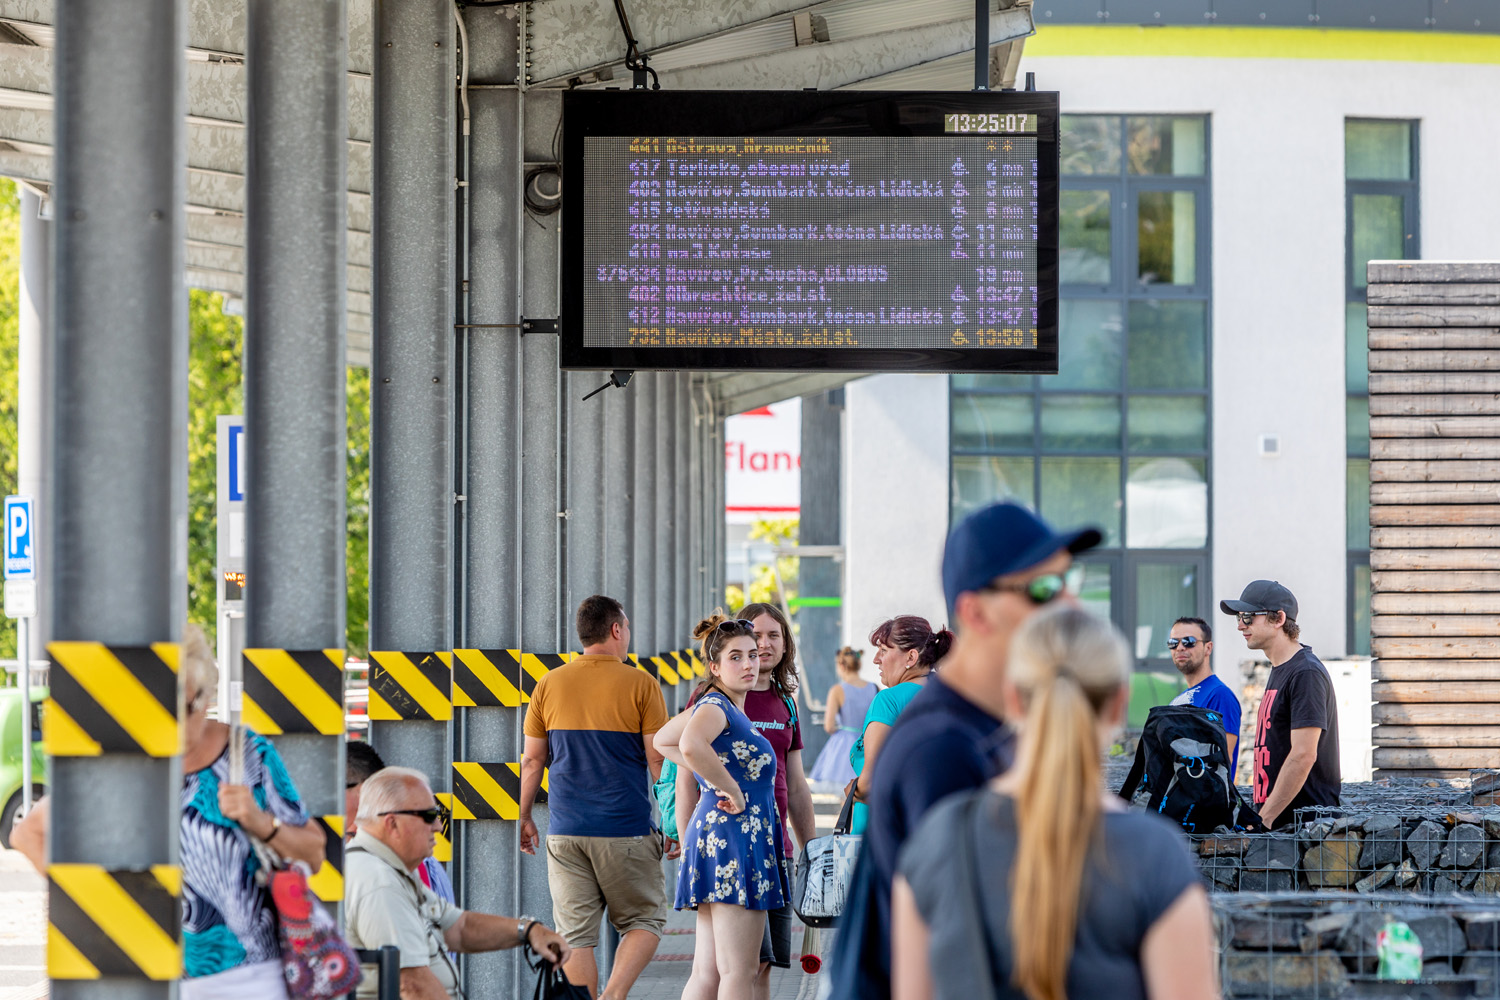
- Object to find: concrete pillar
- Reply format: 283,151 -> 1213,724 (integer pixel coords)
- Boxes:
49,2 -> 186,998
243,0 -> 349,818
369,0 -> 455,792
17,188 -> 50,666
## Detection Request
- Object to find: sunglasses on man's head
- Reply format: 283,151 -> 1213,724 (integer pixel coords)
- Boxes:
380,806 -> 448,824
982,566 -> 1086,605
1165,636 -> 1201,650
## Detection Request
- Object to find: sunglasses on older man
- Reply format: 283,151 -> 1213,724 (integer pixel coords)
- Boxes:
380,806 -> 449,824
1165,636 -> 1201,650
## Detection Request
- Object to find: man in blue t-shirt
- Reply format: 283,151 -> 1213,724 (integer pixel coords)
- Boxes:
824,502 -> 1101,1000
1166,616 -> 1243,761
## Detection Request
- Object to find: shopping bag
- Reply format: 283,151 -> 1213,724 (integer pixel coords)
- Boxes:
791,788 -> 860,928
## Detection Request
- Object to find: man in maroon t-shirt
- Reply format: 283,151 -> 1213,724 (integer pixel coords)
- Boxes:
678,604 -> 816,996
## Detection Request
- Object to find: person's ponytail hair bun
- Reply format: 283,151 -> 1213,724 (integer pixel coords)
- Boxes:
692,610 -> 730,642
927,627 -> 955,666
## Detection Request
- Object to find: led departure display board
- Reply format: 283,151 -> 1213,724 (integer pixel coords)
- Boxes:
561,90 -> 1059,373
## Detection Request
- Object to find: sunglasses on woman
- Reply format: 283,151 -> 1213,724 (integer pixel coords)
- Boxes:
982,565 -> 1086,605
717,619 -> 756,633
1165,636 -> 1201,650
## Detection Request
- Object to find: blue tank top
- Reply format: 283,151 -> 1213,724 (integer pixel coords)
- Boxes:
836,681 -> 878,732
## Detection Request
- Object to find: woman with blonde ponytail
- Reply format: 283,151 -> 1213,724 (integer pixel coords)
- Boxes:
890,606 -> 1216,1000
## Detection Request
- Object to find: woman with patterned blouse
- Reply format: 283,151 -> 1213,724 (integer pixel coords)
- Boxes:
655,613 -> 789,1000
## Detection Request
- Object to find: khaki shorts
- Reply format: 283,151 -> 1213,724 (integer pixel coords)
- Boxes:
546,833 -> 668,947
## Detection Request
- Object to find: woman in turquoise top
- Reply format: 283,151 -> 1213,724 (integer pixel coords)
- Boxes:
846,615 -> 954,834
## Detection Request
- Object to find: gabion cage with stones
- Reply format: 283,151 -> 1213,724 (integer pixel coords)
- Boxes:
1215,892 -> 1500,998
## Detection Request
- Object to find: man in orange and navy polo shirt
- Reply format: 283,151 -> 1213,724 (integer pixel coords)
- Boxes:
519,594 -> 669,1000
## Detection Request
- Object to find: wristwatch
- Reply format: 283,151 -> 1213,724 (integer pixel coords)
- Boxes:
517,915 -> 539,950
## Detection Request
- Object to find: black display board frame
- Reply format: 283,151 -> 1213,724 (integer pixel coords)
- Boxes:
560,89 -> 1060,373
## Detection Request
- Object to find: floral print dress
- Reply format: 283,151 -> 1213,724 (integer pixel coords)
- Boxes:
675,691 -> 789,911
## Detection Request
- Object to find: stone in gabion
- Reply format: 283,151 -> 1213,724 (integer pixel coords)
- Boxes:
1303,832 -> 1363,888
1202,856 -> 1241,889
1462,954 -> 1500,994
1439,823 -> 1486,869
1431,874 -> 1462,894
1487,840 -> 1500,870
1462,866 -> 1482,889
1223,951 -> 1346,997
1476,871 -> 1500,893
1304,912 -> 1355,950
1230,914 -> 1308,952
1407,915 -> 1466,958
1243,833 -> 1300,871
1358,814 -> 1402,869
1472,768 -> 1500,806
1465,914 -> 1500,951
1239,869 -> 1295,892
1395,859 -> 1419,887
1354,865 -> 1395,894
1198,834 -> 1249,857
1406,819 -> 1448,870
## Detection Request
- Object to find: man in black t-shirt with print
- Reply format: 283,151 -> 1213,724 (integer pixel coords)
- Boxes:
1221,579 -> 1341,828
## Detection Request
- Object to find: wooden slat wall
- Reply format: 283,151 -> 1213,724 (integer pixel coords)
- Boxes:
1368,260 -> 1500,777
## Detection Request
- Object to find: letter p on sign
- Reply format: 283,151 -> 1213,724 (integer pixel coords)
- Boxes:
4,495 -> 35,580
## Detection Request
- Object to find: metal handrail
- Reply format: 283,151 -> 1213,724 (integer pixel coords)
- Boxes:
355,945 -> 401,1000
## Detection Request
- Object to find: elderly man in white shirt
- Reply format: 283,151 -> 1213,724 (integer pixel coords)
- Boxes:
345,766 -> 570,999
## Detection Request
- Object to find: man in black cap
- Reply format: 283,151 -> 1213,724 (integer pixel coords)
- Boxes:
825,501 -> 1100,1000
1221,579 -> 1341,828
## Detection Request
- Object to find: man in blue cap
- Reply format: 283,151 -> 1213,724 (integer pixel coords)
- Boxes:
824,501 -> 1100,1000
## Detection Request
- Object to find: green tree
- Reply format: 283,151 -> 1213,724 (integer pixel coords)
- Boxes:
346,364 -> 370,658
727,517 -> 798,611
0,181 -> 19,663
186,290 -> 245,645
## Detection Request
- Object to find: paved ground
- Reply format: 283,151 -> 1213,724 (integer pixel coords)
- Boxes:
0,850 -> 45,1000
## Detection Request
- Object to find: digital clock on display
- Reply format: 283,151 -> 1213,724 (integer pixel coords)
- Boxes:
943,113 -> 1038,135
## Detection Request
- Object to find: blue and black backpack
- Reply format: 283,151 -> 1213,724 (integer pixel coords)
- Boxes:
1118,703 -> 1260,834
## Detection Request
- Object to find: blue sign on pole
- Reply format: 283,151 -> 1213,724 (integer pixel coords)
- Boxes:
4,494 -> 36,580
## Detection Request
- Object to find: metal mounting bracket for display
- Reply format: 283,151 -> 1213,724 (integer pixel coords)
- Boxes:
581,369 -> 634,401
521,317 -> 557,335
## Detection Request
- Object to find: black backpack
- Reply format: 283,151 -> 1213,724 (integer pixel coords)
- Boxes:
1118,704 -> 1260,835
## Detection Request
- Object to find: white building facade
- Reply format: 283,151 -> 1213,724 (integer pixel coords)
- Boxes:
839,25 -> 1500,693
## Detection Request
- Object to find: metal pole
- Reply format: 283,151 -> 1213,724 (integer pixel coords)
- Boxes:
974,0 -> 990,91
18,188 -> 50,667
51,3 -> 185,999
18,615 -> 31,814
370,0 -> 455,785
244,0 -> 349,818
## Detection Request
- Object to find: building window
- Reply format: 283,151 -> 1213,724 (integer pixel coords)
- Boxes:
1346,119 -> 1418,657
951,115 -> 1211,672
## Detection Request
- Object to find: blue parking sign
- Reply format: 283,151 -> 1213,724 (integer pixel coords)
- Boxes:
4,495 -> 35,580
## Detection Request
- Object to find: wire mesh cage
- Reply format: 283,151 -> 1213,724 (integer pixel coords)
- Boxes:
1215,892 -> 1500,998
1192,805 -> 1500,896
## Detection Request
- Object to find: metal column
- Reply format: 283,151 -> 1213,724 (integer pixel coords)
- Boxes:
49,2 -> 185,998
243,0 -> 349,817
798,391 -> 843,763
369,0 -> 455,788
17,187 -> 50,667
455,8 -> 554,996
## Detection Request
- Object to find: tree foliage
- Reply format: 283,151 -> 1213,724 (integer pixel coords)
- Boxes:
0,181 -> 19,661
726,517 -> 798,611
186,289 -> 244,646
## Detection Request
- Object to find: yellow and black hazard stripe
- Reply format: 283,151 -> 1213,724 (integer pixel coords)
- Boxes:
242,649 -> 346,736
48,864 -> 181,980
307,816 -> 345,902
452,649 -> 568,708
451,762 -> 548,821
649,653 -> 680,685
369,651 -> 452,721
669,650 -> 693,683
683,648 -> 706,678
45,642 -> 180,757
432,793 -> 454,862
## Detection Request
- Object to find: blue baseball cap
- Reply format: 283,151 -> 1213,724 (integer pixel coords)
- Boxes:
942,502 -> 1103,615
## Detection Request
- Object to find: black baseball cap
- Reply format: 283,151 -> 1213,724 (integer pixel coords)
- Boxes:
1220,580 -> 1298,620
942,502 -> 1102,615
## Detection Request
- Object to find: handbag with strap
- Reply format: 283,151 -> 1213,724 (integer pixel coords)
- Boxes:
530,948 -> 590,1000
250,834 -> 363,1000
791,787 -> 861,928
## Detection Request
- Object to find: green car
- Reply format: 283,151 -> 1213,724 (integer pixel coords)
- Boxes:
0,685 -> 46,848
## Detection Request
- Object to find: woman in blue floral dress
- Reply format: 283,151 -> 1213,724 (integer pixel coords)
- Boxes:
655,614 -> 789,1000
